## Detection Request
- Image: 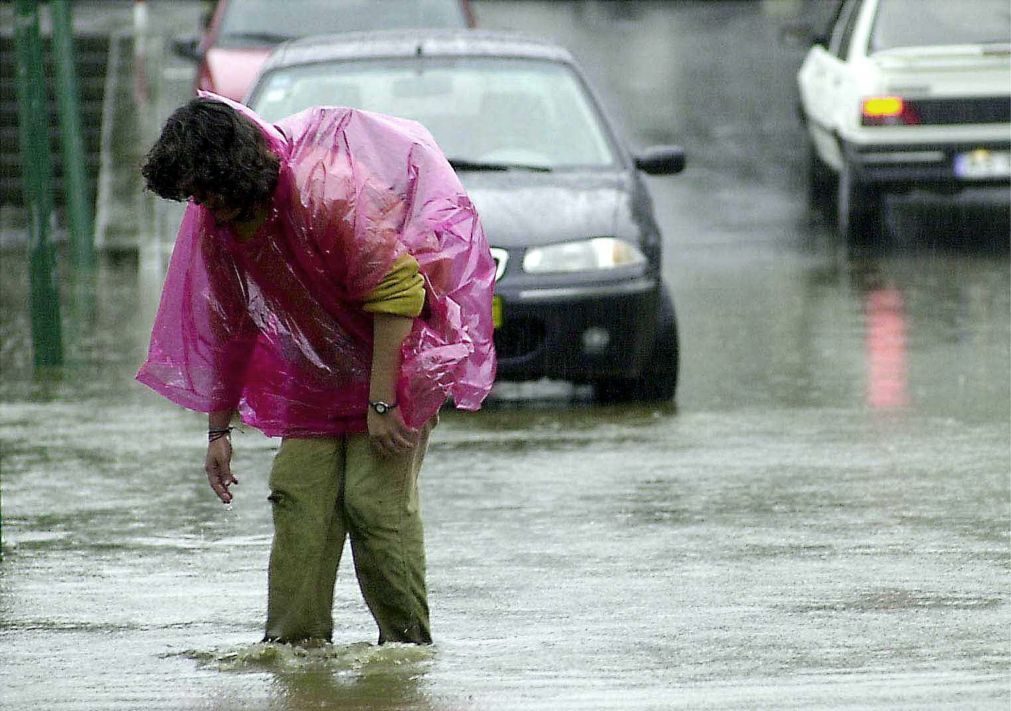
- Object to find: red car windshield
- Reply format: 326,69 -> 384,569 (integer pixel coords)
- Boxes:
870,0 -> 1011,52
218,0 -> 469,46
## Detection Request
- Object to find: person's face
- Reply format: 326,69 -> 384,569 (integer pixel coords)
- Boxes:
190,189 -> 243,224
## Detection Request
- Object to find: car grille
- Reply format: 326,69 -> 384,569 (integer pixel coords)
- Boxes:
494,317 -> 544,360
912,97 -> 1010,125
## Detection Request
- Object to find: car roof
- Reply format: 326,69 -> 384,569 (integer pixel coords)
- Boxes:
260,29 -> 577,73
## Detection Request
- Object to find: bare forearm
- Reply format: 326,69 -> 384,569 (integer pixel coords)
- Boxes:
206,409 -> 237,504
208,410 -> 235,430
370,313 -> 414,403
367,313 -> 418,456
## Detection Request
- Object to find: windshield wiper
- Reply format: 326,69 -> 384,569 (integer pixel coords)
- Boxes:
220,31 -> 292,45
448,158 -> 552,173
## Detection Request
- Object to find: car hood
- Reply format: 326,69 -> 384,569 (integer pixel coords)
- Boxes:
458,170 -> 633,249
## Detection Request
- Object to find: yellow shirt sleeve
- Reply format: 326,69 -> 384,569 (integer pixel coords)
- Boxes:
362,254 -> 425,318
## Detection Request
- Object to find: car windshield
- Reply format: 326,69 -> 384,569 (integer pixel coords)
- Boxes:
218,0 -> 467,46
870,0 -> 1011,52
250,57 -> 619,169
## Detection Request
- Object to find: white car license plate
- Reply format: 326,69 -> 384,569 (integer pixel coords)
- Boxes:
954,149 -> 1011,180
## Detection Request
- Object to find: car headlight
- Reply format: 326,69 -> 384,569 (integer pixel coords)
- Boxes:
522,237 -> 646,274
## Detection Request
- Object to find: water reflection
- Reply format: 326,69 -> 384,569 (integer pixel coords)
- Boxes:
268,657 -> 435,711
863,285 -> 909,411
189,643 -> 438,711
885,191 -> 1011,253
848,262 -> 912,413
0,251 -> 151,401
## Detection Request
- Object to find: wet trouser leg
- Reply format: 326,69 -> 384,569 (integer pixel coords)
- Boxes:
264,425 -> 432,645
345,426 -> 432,644
264,437 -> 346,643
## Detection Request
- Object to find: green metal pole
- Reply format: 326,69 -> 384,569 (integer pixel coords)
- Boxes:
50,0 -> 95,270
13,0 -> 64,367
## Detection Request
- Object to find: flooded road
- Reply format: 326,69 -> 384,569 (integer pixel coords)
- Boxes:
2,1 -> 1009,709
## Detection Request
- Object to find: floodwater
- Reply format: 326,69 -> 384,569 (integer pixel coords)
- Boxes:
1,1 -> 1009,709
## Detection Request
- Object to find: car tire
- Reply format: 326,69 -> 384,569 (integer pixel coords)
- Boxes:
837,158 -> 881,243
594,285 -> 679,403
807,140 -> 836,211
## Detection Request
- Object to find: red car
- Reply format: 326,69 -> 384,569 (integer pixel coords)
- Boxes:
174,0 -> 476,102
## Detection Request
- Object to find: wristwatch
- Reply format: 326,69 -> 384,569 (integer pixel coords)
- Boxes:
368,400 -> 398,415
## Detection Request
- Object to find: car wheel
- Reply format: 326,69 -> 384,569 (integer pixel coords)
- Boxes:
837,158 -> 881,243
594,286 -> 679,403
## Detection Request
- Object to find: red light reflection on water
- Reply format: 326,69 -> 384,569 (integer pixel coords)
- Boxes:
865,287 -> 909,410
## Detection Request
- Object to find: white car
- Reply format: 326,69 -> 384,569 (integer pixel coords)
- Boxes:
796,0 -> 1011,241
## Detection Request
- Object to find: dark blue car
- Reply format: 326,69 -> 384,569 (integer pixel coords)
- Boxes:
247,30 -> 686,401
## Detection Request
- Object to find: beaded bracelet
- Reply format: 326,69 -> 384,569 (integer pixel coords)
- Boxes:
208,427 -> 233,443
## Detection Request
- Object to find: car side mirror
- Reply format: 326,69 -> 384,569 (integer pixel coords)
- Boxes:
634,146 -> 685,176
172,36 -> 203,62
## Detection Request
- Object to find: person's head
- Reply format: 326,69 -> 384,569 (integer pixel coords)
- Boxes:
141,97 -> 279,223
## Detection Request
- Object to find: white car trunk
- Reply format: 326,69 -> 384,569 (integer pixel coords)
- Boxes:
870,45 -> 1011,96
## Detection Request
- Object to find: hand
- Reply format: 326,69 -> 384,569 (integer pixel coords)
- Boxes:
205,437 -> 238,503
368,407 -> 419,458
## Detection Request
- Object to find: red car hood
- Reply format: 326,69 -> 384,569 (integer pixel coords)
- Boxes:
199,46 -> 272,102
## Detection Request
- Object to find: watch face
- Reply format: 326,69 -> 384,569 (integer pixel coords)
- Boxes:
372,401 -> 389,414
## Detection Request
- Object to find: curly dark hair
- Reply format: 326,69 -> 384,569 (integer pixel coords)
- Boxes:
141,98 -> 279,217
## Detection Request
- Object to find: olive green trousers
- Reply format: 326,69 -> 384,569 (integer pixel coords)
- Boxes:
263,424 -> 432,645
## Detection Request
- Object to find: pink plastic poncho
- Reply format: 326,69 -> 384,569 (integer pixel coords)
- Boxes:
137,95 -> 497,437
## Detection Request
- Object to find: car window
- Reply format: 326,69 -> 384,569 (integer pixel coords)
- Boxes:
251,58 -> 619,169
869,0 -> 1011,52
829,0 -> 864,60
218,0 -> 468,45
